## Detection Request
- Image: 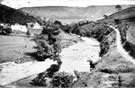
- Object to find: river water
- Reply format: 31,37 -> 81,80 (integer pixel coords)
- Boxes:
59,37 -> 101,74
1,37 -> 101,87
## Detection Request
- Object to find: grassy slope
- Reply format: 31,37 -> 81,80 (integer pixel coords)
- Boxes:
107,6 -> 135,20
0,34 -> 37,63
0,4 -> 37,25
100,6 -> 135,44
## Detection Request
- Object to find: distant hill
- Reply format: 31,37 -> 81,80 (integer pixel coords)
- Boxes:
20,5 -> 133,23
0,4 -> 37,25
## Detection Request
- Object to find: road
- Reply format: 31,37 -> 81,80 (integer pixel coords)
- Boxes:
108,25 -> 135,64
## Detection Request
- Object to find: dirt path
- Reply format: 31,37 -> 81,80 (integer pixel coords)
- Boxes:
108,25 -> 135,64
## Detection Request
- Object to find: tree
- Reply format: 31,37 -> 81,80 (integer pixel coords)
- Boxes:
103,15 -> 108,19
115,5 -> 122,12
26,30 -> 31,36
114,19 -> 121,25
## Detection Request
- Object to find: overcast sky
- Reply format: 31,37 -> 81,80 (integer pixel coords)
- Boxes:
1,0 -> 135,9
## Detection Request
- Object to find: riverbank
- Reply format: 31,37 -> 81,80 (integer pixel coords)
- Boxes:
0,37 -> 100,87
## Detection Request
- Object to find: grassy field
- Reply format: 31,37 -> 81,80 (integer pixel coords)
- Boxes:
0,34 -> 37,63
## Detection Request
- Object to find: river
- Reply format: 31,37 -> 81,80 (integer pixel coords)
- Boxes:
0,37 -> 101,87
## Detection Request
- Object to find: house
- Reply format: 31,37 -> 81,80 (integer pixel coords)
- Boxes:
27,23 -> 43,36
27,22 -> 43,29
11,24 -> 27,32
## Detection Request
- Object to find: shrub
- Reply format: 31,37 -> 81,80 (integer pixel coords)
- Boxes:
30,71 -> 75,88
51,72 -> 75,88
30,72 -> 48,86
33,34 -> 55,61
32,23 -> 62,61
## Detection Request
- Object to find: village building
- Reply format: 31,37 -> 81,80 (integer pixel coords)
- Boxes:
11,23 -> 27,32
27,22 -> 43,36
27,22 -> 43,29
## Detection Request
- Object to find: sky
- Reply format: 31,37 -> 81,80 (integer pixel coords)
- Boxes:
1,0 -> 135,9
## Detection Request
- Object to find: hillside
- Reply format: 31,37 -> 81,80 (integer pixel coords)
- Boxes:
106,6 -> 135,21
20,5 -> 133,23
100,6 -> 135,44
0,4 -> 37,25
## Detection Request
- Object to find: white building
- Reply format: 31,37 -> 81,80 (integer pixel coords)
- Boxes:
33,22 -> 43,29
27,22 -> 42,29
11,24 -> 27,32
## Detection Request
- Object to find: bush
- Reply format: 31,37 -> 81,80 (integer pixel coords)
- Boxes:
30,72 -> 48,86
26,30 -> 31,36
32,23 -> 62,61
33,34 -> 55,61
30,71 -> 75,88
51,72 -> 75,88
124,41 -> 135,58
